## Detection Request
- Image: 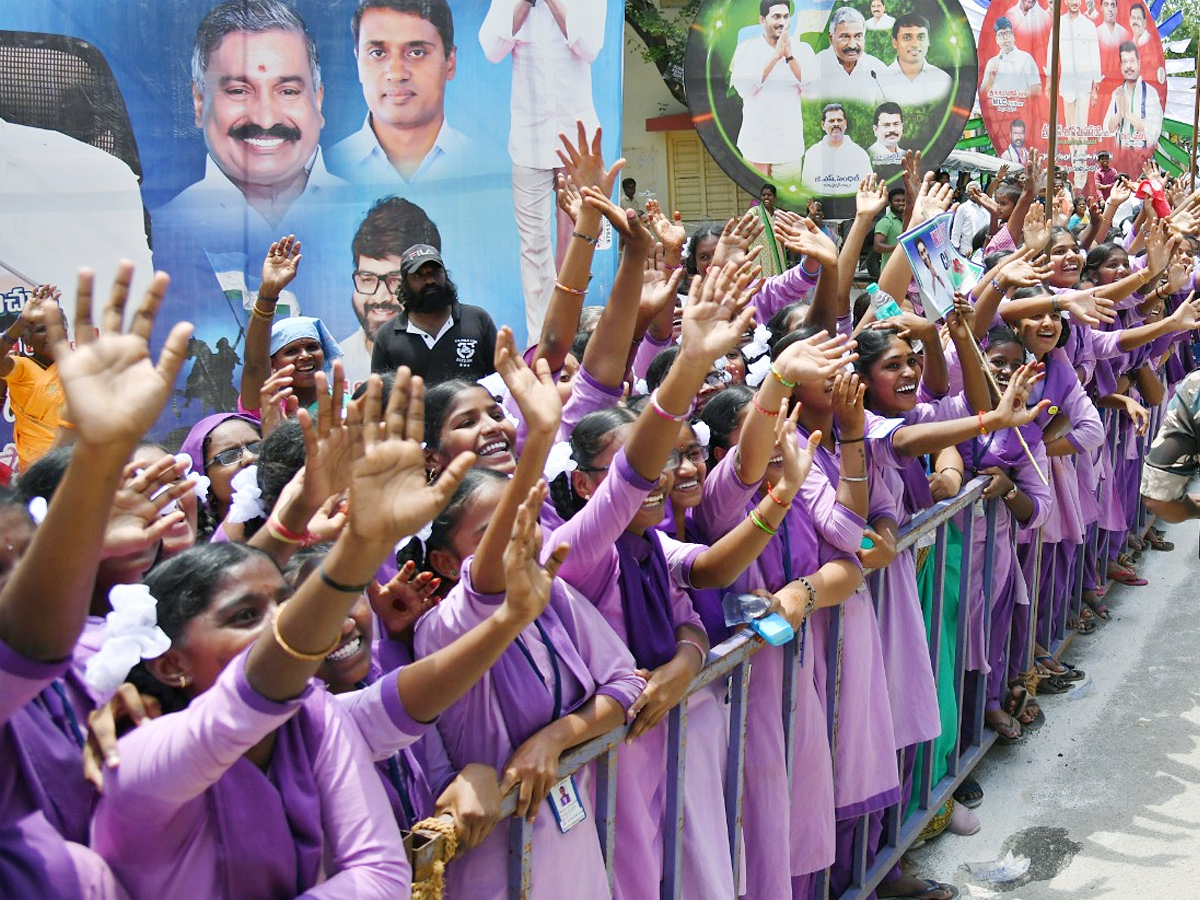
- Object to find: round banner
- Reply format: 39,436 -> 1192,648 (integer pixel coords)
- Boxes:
684,0 -> 978,217
977,0 -> 1167,194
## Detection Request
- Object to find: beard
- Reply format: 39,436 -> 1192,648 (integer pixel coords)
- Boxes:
406,279 -> 457,314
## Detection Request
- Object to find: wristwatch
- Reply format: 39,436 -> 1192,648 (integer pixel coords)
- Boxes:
785,55 -> 795,62
1003,485 -> 1020,501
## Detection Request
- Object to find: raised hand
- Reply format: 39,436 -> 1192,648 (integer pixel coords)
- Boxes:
259,364 -> 298,438
555,173 -> 582,225
103,456 -> 191,561
582,185 -> 653,258
260,235 -> 301,298
1022,199 -> 1051,253
945,294 -> 977,343
969,183 -> 998,215
712,209 -> 764,271
1145,219 -> 1179,276
856,173 -> 888,218
639,246 -> 684,337
992,362 -> 1049,428
831,371 -> 866,438
291,362 -> 354,513
46,262 -> 192,451
999,246 -> 1053,287
678,256 -> 760,366
1167,292 -> 1200,330
645,198 -> 687,258
772,213 -> 838,267
910,173 -> 954,226
501,481 -> 569,624
1163,249 -> 1193,295
495,326 -> 561,437
901,149 -> 924,199
772,402 -> 819,502
873,309 -> 938,344
773,329 -> 857,386
1058,287 -> 1117,326
1108,176 -> 1132,209
346,371 -> 475,546
555,121 -> 624,196
368,561 -> 443,639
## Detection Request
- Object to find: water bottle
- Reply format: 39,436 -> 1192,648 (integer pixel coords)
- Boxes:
865,282 -> 902,319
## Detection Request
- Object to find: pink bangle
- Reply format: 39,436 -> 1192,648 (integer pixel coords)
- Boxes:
649,389 -> 695,423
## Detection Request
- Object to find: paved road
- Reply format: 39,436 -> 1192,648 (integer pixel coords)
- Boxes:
909,520 -> 1200,899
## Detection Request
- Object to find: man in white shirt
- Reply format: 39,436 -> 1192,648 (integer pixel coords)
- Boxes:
865,0 -> 895,31
153,0 -> 355,367
812,7 -> 885,105
1000,118 -> 1031,164
801,104 -> 872,195
339,196 -> 440,387
479,0 -> 605,341
729,0 -> 812,179
950,182 -> 992,256
1104,42 -> 1163,151
1129,3 -> 1151,48
1007,0 -> 1052,54
981,16 -> 1041,113
867,102 -> 906,165
1096,0 -> 1130,51
878,13 -> 952,104
1048,0 -> 1101,187
329,0 -> 469,185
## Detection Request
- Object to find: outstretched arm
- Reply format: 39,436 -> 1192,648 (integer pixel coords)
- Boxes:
240,236 -> 300,413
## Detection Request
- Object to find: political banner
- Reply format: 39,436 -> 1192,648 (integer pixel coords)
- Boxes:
0,0 -> 623,454
684,0 -> 978,218
977,0 -> 1166,194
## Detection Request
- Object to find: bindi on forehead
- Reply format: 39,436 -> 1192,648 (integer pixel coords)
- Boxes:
258,64 -> 267,72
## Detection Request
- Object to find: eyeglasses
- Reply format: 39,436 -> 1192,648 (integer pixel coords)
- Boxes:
704,370 -> 732,387
209,441 -> 262,468
353,270 -> 405,296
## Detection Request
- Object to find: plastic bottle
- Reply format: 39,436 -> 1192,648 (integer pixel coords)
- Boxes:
865,282 -> 902,320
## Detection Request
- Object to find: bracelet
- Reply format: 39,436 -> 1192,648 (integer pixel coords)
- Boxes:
272,612 -> 342,662
796,575 -> 818,618
938,467 -> 964,481
676,638 -> 706,665
840,474 -> 868,482
251,302 -> 277,322
664,263 -> 683,271
765,483 -> 790,508
769,363 -> 795,389
265,516 -> 304,545
317,563 -> 373,595
784,55 -> 795,62
978,411 -> 989,436
990,278 -> 1004,293
749,509 -> 778,535
553,281 -> 587,297
571,230 -> 600,246
1051,297 -> 1060,315
649,389 -> 695,423
839,435 -> 864,444
751,395 -> 780,417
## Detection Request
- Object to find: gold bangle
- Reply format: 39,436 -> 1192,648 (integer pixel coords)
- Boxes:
271,612 -> 341,662
251,303 -> 277,322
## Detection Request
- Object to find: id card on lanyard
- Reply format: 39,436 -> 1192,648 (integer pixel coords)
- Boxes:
514,619 -> 585,833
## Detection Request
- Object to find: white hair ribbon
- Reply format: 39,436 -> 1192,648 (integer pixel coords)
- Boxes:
84,583 -> 172,695
227,465 -> 267,524
544,441 -> 577,482
27,496 -> 47,526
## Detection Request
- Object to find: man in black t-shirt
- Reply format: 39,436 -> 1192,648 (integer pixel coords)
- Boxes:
1142,369 -> 1200,522
370,243 -> 497,385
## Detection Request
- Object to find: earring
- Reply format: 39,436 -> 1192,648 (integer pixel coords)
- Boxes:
449,569 -> 458,577
176,675 -> 190,688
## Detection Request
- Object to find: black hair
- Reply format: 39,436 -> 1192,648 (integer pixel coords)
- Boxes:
571,328 -> 593,362
984,324 -> 1022,349
254,420 -> 307,532
766,302 -> 804,348
983,250 -> 1012,271
888,186 -> 906,200
15,445 -> 75,503
1082,241 -> 1127,284
760,183 -> 778,197
394,466 -> 507,572
684,224 -> 724,277
759,0 -> 793,14
874,102 -> 902,126
128,542 -> 275,714
283,542 -> 335,588
770,325 -> 825,361
645,346 -> 681,394
423,379 -> 488,450
853,324 -> 912,380
699,385 -> 754,466
352,196 -> 441,267
549,407 -> 637,520
351,0 -> 454,54
1010,287 -> 1070,349
891,12 -> 930,36
350,370 -> 396,401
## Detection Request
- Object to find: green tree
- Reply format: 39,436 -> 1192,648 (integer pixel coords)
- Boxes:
625,0 -> 701,106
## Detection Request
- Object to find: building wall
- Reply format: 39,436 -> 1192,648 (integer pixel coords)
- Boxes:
621,24 -> 683,211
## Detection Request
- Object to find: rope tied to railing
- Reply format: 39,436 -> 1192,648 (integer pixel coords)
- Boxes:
410,816 -> 458,900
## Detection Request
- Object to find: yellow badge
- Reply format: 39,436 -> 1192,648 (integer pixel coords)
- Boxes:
1047,405 -> 1059,416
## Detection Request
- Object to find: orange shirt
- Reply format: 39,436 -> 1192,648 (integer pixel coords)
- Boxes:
3,356 -> 68,473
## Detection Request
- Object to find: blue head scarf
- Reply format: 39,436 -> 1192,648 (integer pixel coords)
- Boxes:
269,317 -> 343,370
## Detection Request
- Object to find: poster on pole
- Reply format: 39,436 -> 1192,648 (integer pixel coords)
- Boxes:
0,0 -> 624,454
683,0 -> 978,218
977,0 -> 1167,195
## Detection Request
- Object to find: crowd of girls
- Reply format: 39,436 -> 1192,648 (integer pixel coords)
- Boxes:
1,124 -> 1197,900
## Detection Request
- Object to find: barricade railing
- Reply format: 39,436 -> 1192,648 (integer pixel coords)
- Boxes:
410,396 -> 1169,900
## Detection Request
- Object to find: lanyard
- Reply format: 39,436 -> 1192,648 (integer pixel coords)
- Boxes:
780,515 -> 808,666
355,680 -> 418,827
514,618 -> 563,722
39,680 -> 85,749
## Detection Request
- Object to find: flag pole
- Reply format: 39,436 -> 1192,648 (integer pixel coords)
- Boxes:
1044,0 -> 1064,195
1191,31 -> 1200,183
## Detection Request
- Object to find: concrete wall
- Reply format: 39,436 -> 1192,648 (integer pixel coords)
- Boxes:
621,23 -> 687,206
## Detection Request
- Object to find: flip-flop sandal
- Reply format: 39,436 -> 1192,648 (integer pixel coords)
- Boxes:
1019,701 -> 1045,731
1037,655 -> 1086,681
1057,662 -> 1086,681
986,710 -> 1023,744
1147,532 -> 1175,551
1109,569 -> 1148,586
1067,615 -> 1098,635
1127,535 -> 1145,551
1083,596 -> 1111,619
954,778 -> 984,809
886,878 -> 960,900
1003,684 -> 1029,719
1036,673 -> 1072,694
